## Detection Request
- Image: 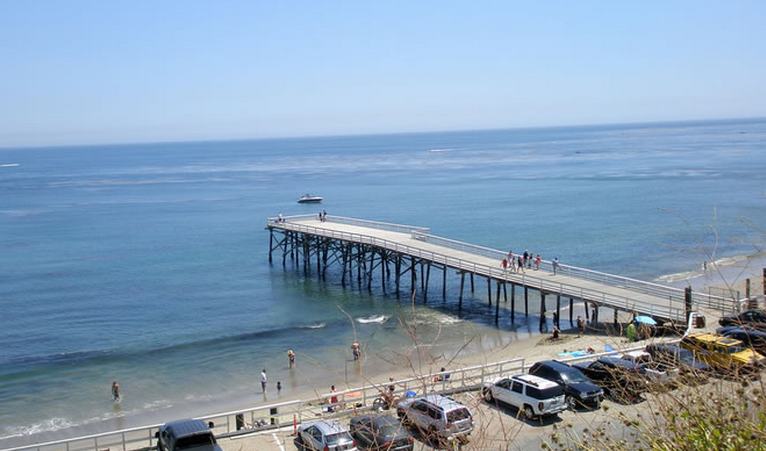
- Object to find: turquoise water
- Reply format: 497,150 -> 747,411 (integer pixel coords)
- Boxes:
1,119 -> 765,444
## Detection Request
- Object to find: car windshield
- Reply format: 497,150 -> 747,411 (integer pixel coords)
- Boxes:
726,346 -> 745,354
527,386 -> 564,399
378,424 -> 405,437
327,433 -> 354,445
677,348 -> 695,362
560,369 -> 588,383
176,434 -> 215,449
446,408 -> 471,423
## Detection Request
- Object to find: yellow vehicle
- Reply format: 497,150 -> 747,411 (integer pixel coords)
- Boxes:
680,333 -> 765,374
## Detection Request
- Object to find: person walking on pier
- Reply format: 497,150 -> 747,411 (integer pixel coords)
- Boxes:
287,349 -> 296,368
260,369 -> 267,393
501,257 -> 508,274
508,250 -> 516,272
322,210 -> 327,222
523,250 -> 529,268
534,254 -> 542,270
517,256 -> 525,273
552,257 -> 560,275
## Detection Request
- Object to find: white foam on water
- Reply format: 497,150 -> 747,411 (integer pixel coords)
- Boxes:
2,417 -> 75,437
302,322 -> 326,329
0,163 -> 20,168
427,148 -> 454,153
356,315 -> 389,324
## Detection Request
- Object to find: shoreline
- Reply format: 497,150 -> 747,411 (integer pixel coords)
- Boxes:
4,253 -> 765,447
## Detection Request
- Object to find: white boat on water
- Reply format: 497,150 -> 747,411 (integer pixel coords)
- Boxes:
297,194 -> 323,204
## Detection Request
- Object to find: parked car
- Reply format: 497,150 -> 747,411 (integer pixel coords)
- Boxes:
482,374 -> 567,419
156,419 -> 222,451
680,332 -> 766,375
719,310 -> 766,330
620,350 -> 680,386
574,357 -> 646,403
396,394 -> 473,445
717,326 -> 766,354
527,360 -> 603,410
645,343 -> 711,381
349,415 -> 413,451
294,420 -> 357,451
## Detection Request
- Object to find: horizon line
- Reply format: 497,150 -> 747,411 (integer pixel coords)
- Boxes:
2,115 -> 764,151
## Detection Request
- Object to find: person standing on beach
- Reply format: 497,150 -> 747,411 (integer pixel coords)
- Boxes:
111,381 -> 121,402
287,349 -> 296,368
277,381 -> 282,394
260,369 -> 267,393
577,316 -> 585,337
351,341 -> 361,360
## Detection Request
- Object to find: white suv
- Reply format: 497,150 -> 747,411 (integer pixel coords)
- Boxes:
482,374 -> 566,419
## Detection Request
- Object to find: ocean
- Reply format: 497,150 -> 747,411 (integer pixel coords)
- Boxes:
1,118 -> 765,445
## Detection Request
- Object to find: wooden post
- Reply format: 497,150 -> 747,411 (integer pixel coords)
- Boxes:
341,245 -> 347,287
316,239 -> 321,277
395,256 -> 401,296
411,257 -> 417,297
613,309 -> 619,327
503,282 -> 508,303
763,268 -> 766,301
487,277 -> 492,306
459,272 -> 465,308
282,235 -> 287,268
424,263 -> 431,302
268,229 -> 273,263
524,286 -> 529,317
539,292 -> 546,333
442,266 -> 447,300
746,278 -> 751,299
556,294 -> 561,328
495,281 -> 501,324
357,246 -> 362,284
569,298 -> 574,326
584,300 -> 590,321
470,273 -> 475,293
381,252 -> 386,295
511,283 -> 516,322
420,263 -> 425,292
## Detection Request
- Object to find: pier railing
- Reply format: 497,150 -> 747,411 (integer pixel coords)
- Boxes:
418,233 -> 732,314
3,340 -> 665,451
268,219 -> 688,321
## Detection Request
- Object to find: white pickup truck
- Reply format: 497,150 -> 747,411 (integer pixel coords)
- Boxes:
620,350 -> 680,385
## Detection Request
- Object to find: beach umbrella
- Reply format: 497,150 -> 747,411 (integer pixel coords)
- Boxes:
634,315 -> 657,326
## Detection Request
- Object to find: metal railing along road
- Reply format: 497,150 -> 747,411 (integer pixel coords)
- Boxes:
268,218 -> 689,321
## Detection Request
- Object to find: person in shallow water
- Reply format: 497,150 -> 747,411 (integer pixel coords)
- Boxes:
287,349 -> 296,368
111,381 -> 120,402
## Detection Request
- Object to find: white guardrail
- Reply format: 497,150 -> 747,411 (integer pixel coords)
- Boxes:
3,341 -> 666,451
267,216 -> 726,321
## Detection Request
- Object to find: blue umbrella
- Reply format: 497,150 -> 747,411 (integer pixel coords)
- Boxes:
634,315 -> 657,326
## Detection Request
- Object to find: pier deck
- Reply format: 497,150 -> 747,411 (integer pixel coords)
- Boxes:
267,215 -> 734,324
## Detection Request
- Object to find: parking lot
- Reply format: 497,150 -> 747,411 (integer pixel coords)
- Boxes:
216,384 -> 687,450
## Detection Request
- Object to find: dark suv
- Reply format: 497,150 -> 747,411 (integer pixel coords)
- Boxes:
528,360 -> 604,410
574,357 -> 646,403
717,326 -> 766,354
156,419 -> 222,451
719,310 -> 766,330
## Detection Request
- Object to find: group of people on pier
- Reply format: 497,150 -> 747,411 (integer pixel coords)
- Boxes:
501,250 -> 561,275
501,249 -> 541,273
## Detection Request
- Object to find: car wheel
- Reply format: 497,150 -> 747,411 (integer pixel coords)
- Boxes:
566,395 -> 577,410
483,388 -> 494,403
157,442 -> 164,451
523,405 -> 535,420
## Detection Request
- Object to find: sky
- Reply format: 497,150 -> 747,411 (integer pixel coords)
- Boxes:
1,1 -> 765,147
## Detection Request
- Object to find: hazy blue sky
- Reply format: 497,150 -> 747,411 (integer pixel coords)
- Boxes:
1,1 -> 765,147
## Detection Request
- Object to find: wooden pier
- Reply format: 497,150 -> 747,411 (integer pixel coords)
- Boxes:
266,215 -> 734,325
